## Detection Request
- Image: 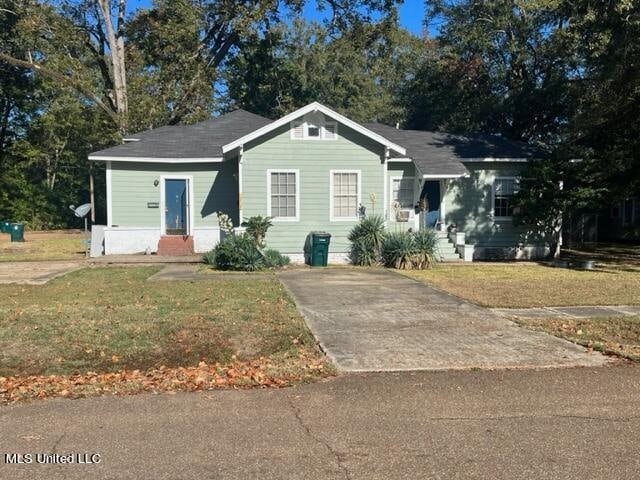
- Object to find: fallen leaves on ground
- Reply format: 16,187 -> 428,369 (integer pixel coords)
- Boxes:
514,316 -> 640,362
0,356 -> 332,404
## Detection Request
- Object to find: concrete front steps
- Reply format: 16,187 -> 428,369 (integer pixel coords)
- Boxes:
156,235 -> 194,256
436,232 -> 463,262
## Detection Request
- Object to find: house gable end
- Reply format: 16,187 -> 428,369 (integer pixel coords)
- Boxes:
222,102 -> 406,156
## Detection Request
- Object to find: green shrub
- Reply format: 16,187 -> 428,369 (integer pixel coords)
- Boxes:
202,250 -> 216,265
263,248 -> 290,268
381,231 -> 415,269
412,229 -> 438,269
348,215 -> 386,266
349,238 -> 379,266
381,229 -> 439,270
212,233 -> 265,271
241,216 -> 273,246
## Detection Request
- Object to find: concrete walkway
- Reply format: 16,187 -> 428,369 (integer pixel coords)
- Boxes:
146,264 -> 273,281
1,366 -> 639,480
493,305 -> 640,319
278,268 -> 609,372
90,254 -> 202,264
0,261 -> 82,285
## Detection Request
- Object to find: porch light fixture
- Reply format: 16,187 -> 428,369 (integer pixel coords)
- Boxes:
153,179 -> 159,187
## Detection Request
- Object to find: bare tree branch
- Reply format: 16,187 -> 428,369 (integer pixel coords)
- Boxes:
0,52 -> 120,126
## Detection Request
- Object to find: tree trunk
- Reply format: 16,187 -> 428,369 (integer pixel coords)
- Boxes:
97,0 -> 128,134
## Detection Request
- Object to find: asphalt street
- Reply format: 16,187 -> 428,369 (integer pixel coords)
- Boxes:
1,365 -> 639,479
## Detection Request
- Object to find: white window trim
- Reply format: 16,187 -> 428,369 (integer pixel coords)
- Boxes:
491,176 -> 519,221
290,119 -> 338,141
160,175 -> 194,235
266,169 -> 300,222
329,169 -> 362,222
389,175 -> 415,210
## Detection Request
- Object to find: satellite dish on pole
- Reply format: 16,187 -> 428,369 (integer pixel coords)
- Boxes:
69,203 -> 92,218
69,203 -> 92,257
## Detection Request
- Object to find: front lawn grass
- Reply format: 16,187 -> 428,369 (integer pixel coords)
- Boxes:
0,230 -> 86,262
514,316 -> 640,362
402,263 -> 640,308
0,267 -> 330,401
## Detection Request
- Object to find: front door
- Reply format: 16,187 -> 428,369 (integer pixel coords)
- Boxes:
420,181 -> 441,229
164,178 -> 189,235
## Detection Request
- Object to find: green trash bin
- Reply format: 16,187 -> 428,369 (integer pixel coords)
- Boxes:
0,221 -> 11,233
310,231 -> 331,267
10,223 -> 24,242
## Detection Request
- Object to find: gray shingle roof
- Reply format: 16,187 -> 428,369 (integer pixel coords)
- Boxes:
364,123 -> 544,176
90,108 -> 543,176
89,109 -> 272,159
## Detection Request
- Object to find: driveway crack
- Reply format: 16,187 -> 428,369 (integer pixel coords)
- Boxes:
286,396 -> 351,480
51,432 -> 66,454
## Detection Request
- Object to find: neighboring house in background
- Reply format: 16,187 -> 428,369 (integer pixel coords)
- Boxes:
564,197 -> 640,247
88,102 -> 546,261
602,197 -> 640,241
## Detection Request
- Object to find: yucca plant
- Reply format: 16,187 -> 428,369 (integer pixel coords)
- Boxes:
349,238 -> 379,266
381,231 -> 415,269
348,214 -> 386,250
212,233 -> 265,271
412,229 -> 438,269
348,215 -> 386,266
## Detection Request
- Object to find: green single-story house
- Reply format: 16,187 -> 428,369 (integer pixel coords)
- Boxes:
88,102 -> 547,261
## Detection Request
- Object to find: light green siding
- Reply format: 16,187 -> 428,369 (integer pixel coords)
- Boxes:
242,118 -> 385,253
110,161 -> 238,228
387,162 -> 417,232
444,163 -> 545,246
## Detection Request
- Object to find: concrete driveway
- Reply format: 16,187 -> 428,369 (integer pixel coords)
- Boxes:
0,261 -> 82,285
278,268 -> 609,371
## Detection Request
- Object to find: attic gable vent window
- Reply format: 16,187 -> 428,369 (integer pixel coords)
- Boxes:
291,116 -> 338,141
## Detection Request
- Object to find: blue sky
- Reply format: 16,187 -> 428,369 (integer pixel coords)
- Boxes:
127,0 -> 427,35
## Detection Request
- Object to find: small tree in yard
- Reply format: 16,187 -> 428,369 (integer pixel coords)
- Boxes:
513,158 -> 602,258
241,216 -> 273,247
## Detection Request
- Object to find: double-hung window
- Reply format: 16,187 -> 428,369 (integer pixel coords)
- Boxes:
391,177 -> 414,209
493,177 -> 518,219
330,171 -> 360,221
268,170 -> 299,221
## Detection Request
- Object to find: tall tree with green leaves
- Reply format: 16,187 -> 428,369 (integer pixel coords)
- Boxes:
224,17 -> 421,123
407,0 -> 576,142
1,0 -> 402,135
564,0 -> 640,200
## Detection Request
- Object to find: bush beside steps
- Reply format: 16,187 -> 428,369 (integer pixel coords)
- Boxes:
348,215 -> 438,270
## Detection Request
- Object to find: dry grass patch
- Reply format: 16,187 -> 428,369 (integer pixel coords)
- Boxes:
0,230 -> 86,262
402,263 -> 640,308
514,316 -> 640,361
0,266 -> 332,402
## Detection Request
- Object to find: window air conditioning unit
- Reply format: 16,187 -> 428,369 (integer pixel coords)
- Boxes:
395,210 -> 411,222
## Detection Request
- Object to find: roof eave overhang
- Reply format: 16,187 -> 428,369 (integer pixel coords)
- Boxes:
410,158 -> 469,179
422,173 -> 468,179
88,156 -> 223,163
221,102 -> 406,156
460,157 -> 532,163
